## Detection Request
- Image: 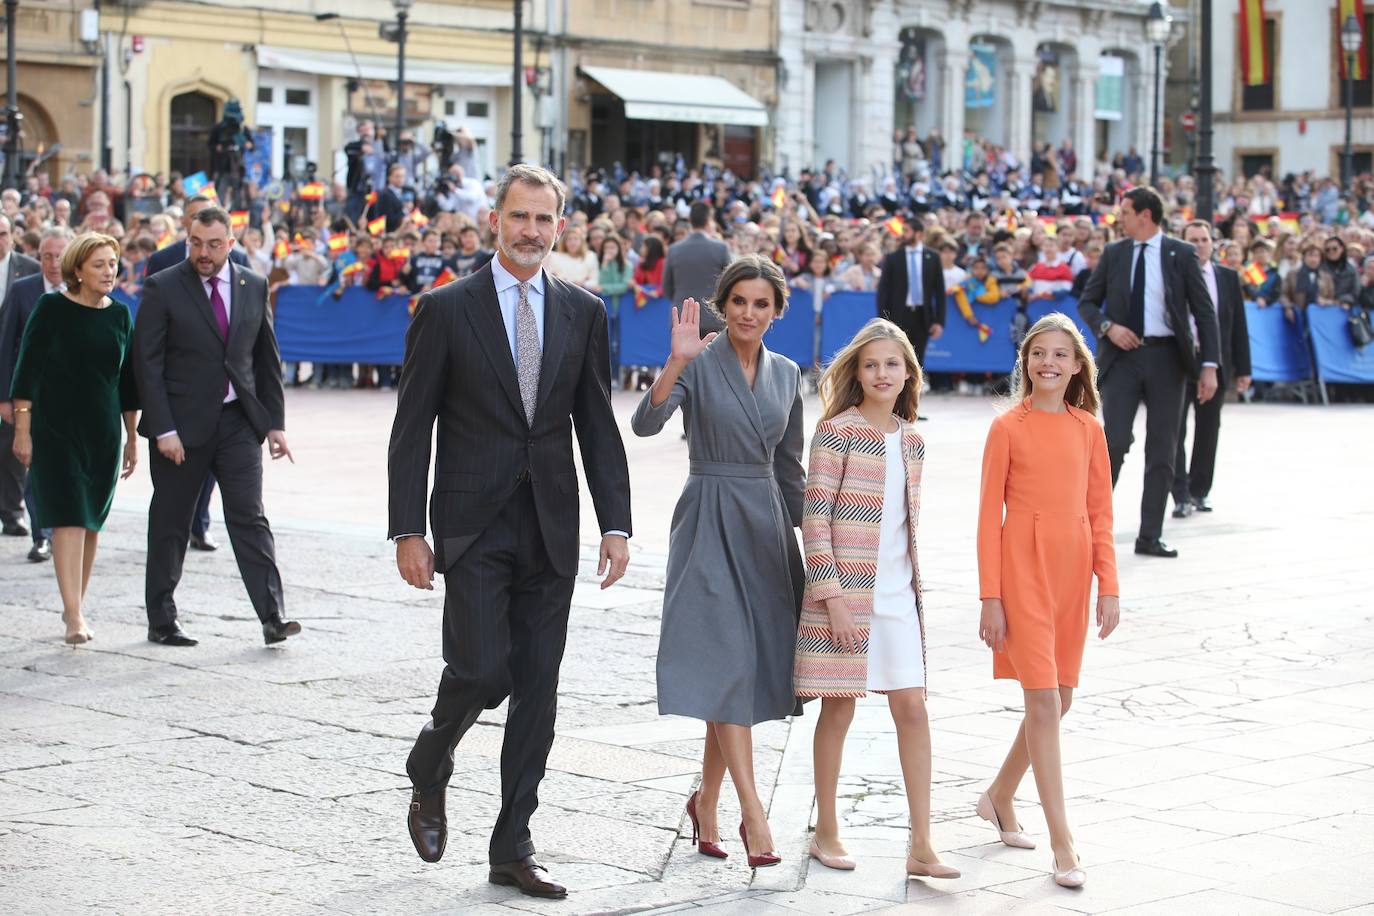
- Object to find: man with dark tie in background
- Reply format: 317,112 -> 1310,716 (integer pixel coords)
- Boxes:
1077,187 -> 1221,558
389,164 -> 631,900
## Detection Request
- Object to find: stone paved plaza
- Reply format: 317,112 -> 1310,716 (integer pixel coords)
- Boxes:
2,389 -> 1372,915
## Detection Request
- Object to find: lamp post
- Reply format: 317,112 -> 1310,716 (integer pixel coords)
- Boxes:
1146,1 -> 1172,188
392,0 -> 412,160
1196,0 -> 1216,221
1342,13 -> 1362,191
511,0 -> 524,166
3,0 -> 20,191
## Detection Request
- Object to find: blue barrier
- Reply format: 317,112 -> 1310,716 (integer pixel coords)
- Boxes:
771,287 -> 818,367
819,290 -> 878,364
1027,295 -> 1097,353
109,288 -> 139,318
1244,301 -> 1312,383
617,295 -> 672,367
924,296 -> 1019,373
1306,305 -> 1374,384
274,285 -> 411,365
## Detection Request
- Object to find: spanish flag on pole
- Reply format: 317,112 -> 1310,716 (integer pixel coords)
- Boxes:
883,215 -> 904,237
1238,0 -> 1272,87
367,215 -> 387,236
1340,0 -> 1366,81
229,210 -> 249,231
771,184 -> 787,210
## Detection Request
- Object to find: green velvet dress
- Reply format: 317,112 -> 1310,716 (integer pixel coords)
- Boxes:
9,292 -> 138,531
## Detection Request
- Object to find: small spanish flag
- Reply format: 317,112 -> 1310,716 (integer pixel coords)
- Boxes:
634,284 -> 660,309
293,232 -> 307,249
273,239 -> 288,260
771,185 -> 787,210
391,248 -> 411,263
299,181 -> 326,201
431,267 -> 458,290
1238,0 -> 1272,87
1340,0 -> 1366,81
229,210 -> 249,231
202,183 -> 219,202
411,211 -> 430,228
367,215 -> 387,236
340,261 -> 366,279
1278,210 -> 1300,234
1241,262 -> 1267,287
156,231 -> 175,250
365,190 -> 378,207
883,216 -> 904,237
327,235 -> 349,254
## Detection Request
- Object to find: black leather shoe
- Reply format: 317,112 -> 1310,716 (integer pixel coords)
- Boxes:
1134,537 -> 1179,558
262,617 -> 302,645
2,520 -> 28,537
407,788 -> 447,863
148,622 -> 198,646
189,531 -> 218,551
1171,501 -> 1194,519
489,856 -> 567,899
1193,497 -> 1213,512
27,538 -> 51,562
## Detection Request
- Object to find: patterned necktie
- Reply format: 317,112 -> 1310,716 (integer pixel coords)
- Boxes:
1128,242 -> 1147,337
515,281 -> 540,424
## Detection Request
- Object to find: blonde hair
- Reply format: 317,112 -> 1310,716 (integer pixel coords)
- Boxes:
1009,313 -> 1100,414
61,232 -> 122,290
819,318 -> 923,423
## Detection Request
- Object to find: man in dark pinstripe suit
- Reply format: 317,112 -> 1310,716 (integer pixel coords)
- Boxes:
388,164 -> 632,899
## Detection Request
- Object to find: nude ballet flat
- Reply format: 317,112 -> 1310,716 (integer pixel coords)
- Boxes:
1052,855 -> 1086,888
906,856 -> 960,880
977,791 -> 1036,849
808,839 -> 855,871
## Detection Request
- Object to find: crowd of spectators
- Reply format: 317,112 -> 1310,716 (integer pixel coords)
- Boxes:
2,118 -> 1372,393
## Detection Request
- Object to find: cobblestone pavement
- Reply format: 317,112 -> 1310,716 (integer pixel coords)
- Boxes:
1,390 -> 1371,915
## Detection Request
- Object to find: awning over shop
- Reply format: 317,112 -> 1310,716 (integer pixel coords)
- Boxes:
579,65 -> 767,127
255,45 -> 509,87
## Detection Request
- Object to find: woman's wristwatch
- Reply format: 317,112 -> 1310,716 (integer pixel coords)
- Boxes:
1099,320 -> 1113,336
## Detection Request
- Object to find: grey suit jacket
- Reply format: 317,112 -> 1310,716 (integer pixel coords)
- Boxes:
662,231 -> 732,335
0,272 -> 48,400
132,259 -> 285,447
2,252 -> 39,305
1077,235 -> 1220,380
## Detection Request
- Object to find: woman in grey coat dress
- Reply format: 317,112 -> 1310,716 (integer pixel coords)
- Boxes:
632,255 -> 805,867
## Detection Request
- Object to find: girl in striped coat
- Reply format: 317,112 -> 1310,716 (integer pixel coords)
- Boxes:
793,318 -> 958,880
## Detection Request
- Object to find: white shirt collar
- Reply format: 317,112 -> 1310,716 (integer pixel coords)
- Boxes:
44,277 -> 64,293
490,251 -> 546,296
202,259 -> 232,288
1142,229 -> 1163,248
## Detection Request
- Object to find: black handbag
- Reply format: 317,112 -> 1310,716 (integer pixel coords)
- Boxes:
1349,307 -> 1374,348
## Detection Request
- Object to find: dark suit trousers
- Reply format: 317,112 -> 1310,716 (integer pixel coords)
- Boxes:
1100,343 -> 1187,541
1173,380 -> 1224,504
0,421 -> 25,524
407,482 -> 575,865
193,474 -> 216,537
894,312 -> 932,366
145,403 -> 284,629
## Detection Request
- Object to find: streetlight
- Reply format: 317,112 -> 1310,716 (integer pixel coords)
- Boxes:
1145,1 -> 1172,187
1341,12 -> 1362,191
511,0 -> 524,166
392,0 -> 413,161
3,0 -> 20,190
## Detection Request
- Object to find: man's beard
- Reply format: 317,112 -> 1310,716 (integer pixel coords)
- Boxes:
500,237 -> 548,269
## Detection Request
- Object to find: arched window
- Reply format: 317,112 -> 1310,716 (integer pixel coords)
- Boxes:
169,91 -> 216,177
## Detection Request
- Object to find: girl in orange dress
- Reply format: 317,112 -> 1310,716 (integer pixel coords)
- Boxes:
975,313 -> 1121,889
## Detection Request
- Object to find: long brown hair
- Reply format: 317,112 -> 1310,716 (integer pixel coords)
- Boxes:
818,318 -> 922,422
1009,313 -> 1100,414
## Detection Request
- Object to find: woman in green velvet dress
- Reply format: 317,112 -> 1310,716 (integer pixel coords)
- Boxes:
10,233 -> 139,644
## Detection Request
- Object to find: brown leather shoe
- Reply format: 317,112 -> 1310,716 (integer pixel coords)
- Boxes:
407,788 -> 446,863
488,856 -> 567,899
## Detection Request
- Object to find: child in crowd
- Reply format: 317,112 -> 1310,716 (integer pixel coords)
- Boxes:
450,226 -> 492,277
1240,238 -> 1281,305
1025,236 -> 1075,300
285,228 -> 330,286
939,239 -> 967,289
408,230 -> 448,292
975,313 -> 1119,890
1069,242 -> 1104,299
794,318 -> 960,882
950,255 -> 1000,343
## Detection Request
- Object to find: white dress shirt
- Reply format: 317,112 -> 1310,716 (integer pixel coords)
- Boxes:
1132,231 -> 1171,337
0,252 -> 11,306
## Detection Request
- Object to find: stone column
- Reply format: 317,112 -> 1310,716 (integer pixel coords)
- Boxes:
774,0 -> 808,175
1073,58 -> 1099,178
1008,54 -> 1037,165
940,47 -> 968,170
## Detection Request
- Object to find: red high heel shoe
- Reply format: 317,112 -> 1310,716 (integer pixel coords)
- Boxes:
685,791 -> 728,859
739,821 -> 782,868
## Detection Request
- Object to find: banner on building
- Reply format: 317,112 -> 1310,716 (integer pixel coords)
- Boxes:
897,31 -> 927,101
1238,0 -> 1272,87
966,43 -> 997,109
244,129 -> 274,188
1339,0 -> 1367,81
1032,47 -> 1060,113
1094,55 -> 1125,121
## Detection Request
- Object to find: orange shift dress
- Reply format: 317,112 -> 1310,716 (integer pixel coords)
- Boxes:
976,400 -> 1119,689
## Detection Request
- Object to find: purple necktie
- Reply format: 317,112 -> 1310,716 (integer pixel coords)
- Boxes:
207,275 -> 229,341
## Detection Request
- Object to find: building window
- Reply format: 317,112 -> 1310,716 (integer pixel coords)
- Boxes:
1338,12 -> 1373,109
445,100 -> 456,117
1240,18 -> 1276,111
1239,152 -> 1273,178
285,89 -> 311,107
466,101 -> 489,119
257,87 -> 273,105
